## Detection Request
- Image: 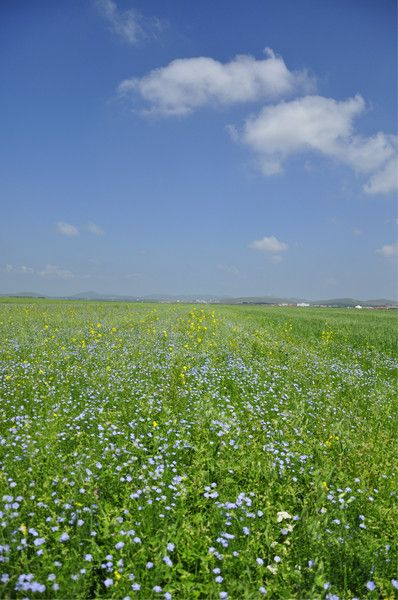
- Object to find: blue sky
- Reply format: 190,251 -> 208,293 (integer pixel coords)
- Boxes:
1,0 -> 397,299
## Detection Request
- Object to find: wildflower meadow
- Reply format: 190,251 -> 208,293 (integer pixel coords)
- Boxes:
0,299 -> 397,599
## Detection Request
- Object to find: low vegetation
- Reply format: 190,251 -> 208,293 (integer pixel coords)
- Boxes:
0,300 -> 397,599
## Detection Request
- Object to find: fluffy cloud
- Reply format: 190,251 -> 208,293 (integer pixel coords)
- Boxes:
119,48 -> 313,116
38,264 -> 74,279
96,0 -> 148,44
56,221 -> 79,236
88,222 -> 104,236
376,242 -> 398,258
249,235 -> 288,253
364,158 -> 398,195
234,95 -> 397,194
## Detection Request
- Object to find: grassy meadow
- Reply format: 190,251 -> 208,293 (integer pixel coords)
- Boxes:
0,299 -> 397,599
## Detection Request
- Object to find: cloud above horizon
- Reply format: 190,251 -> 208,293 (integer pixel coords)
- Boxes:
38,264 -> 75,279
4,264 -> 34,275
233,94 -> 397,194
88,222 -> 105,236
96,0 -> 161,45
217,264 -> 240,276
56,221 -> 79,236
376,242 -> 398,258
250,235 -> 288,253
3,263 -> 75,279
249,235 -> 288,264
119,48 -> 313,116
363,158 -> 398,195
119,46 -> 396,196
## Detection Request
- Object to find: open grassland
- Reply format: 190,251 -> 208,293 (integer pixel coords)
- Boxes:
0,300 -> 397,599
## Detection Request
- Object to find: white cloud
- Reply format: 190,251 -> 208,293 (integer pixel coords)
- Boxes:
96,0 -> 161,45
20,265 -> 34,274
88,222 -> 104,236
270,254 -> 283,264
119,48 -> 313,116
38,264 -> 75,279
96,0 -> 142,44
364,157 -> 398,195
352,227 -> 363,237
2,264 -> 34,275
2,263 -> 76,279
234,95 -> 397,195
56,221 -> 79,236
376,242 -> 398,258
249,235 -> 288,253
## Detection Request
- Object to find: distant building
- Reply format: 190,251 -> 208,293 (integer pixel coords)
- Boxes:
297,302 -> 310,307
355,305 -> 362,309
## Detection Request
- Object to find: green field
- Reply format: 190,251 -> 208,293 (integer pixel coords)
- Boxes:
0,300 -> 397,599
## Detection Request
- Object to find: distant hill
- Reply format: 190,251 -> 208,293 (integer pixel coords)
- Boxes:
1,292 -> 397,307
221,295 -> 302,305
68,292 -> 225,303
310,298 -> 398,307
221,296 -> 397,307
68,291 -> 136,301
0,291 -> 47,298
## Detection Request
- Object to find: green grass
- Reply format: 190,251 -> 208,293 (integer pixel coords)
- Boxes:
0,300 -> 397,599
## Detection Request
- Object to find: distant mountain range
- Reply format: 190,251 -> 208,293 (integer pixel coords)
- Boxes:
1,291 -> 397,307
221,296 -> 398,307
